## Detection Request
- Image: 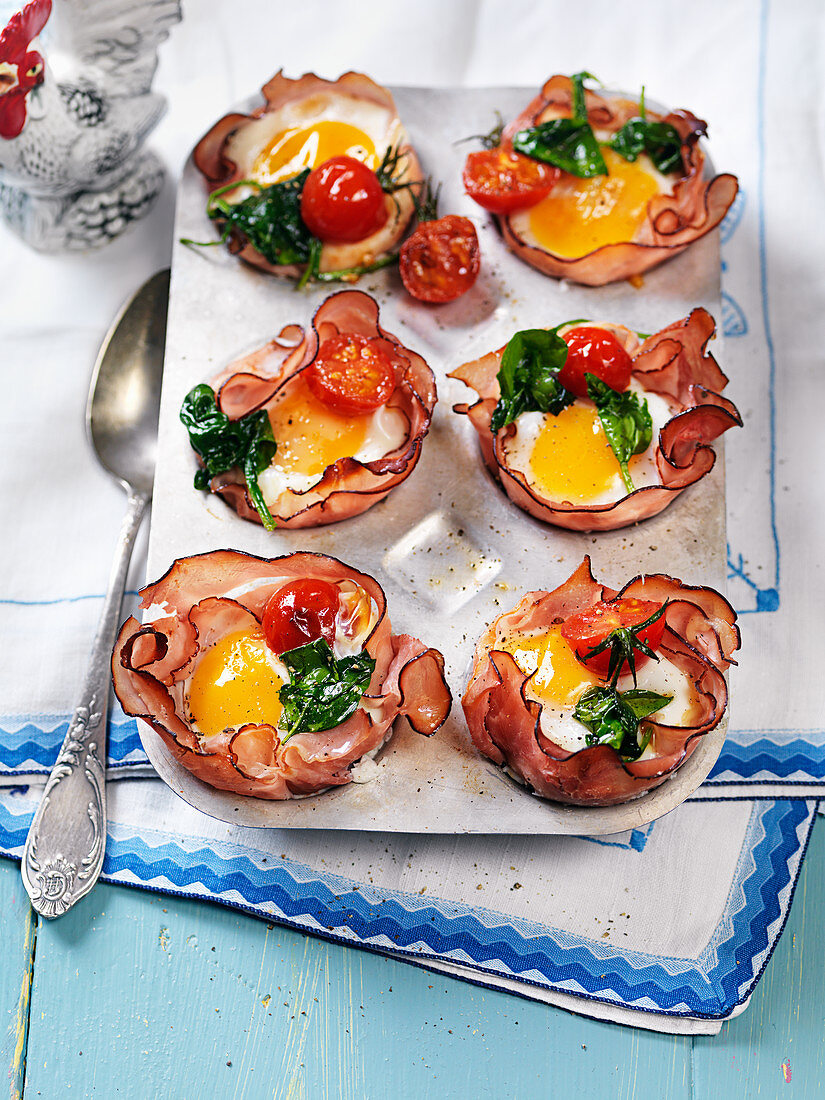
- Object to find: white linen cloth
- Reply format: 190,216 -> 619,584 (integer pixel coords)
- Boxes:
0,0 -> 822,1034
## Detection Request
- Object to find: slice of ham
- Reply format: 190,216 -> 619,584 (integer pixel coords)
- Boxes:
193,70 -> 422,278
461,557 -> 738,806
112,551 -> 451,800
497,75 -> 738,286
193,290 -> 436,528
450,308 -> 741,532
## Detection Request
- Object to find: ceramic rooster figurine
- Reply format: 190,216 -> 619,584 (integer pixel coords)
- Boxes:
0,0 -> 180,250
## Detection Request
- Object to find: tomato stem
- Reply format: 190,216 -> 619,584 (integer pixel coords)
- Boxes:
456,111 -> 505,150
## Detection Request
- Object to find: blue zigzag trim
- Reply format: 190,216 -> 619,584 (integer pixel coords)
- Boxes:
0,717 -> 146,770
0,798 -> 811,1017
710,738 -> 825,781
711,800 -> 803,1004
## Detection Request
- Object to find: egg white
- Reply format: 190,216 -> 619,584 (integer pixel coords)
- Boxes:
529,651 -> 695,756
224,94 -> 400,187
501,380 -> 674,506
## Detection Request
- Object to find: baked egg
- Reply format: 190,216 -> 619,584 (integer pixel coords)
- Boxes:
500,380 -> 672,506
224,93 -> 404,195
496,625 -> 695,756
257,375 -> 407,506
511,145 -> 673,259
187,579 -> 377,741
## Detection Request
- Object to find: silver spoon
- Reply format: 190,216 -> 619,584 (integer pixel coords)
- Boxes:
21,269 -> 170,919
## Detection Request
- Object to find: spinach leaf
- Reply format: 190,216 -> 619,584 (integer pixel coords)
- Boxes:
207,172 -> 316,267
610,87 -> 683,175
586,373 -> 652,494
511,72 -> 607,178
622,689 -> 676,719
490,327 -> 573,433
573,684 -> 671,760
180,384 -> 277,530
278,638 -> 376,742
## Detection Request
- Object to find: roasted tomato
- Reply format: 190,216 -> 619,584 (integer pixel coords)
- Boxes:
400,214 -> 480,303
558,327 -> 634,399
463,147 -> 558,214
262,579 -> 340,654
300,156 -> 388,243
305,333 -> 396,414
560,597 -> 667,679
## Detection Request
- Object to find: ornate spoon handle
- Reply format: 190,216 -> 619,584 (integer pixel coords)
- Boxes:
22,492 -> 149,918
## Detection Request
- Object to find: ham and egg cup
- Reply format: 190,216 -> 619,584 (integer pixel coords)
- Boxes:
462,557 -> 738,806
180,290 -> 436,529
111,551 -> 452,800
450,308 -> 741,532
462,73 -> 738,286
191,70 -> 422,284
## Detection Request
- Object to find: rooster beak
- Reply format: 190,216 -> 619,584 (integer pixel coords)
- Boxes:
0,64 -> 19,97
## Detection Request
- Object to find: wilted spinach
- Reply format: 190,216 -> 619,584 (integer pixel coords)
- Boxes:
207,172 -> 315,267
179,384 -> 277,530
586,373 -> 653,493
511,71 -> 607,178
278,639 -> 375,742
490,327 -> 573,433
573,685 -> 672,760
610,87 -> 683,175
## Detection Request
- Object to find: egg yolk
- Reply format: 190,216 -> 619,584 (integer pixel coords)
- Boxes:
526,403 -> 648,503
267,378 -> 369,478
253,120 -> 378,185
526,146 -> 663,258
498,625 -> 600,706
188,630 -> 283,737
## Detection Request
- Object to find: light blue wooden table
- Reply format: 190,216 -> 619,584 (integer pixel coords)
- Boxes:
2,813 -> 821,1099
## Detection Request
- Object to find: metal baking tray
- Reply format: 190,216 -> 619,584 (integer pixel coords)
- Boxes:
146,85 -> 728,833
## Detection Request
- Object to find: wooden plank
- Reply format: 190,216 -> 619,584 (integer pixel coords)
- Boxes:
691,815 -> 825,1100
22,881 -> 691,1099
20,817 -> 823,1098
0,860 -> 37,1100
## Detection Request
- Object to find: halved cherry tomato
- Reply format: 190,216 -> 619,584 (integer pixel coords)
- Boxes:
300,156 -> 388,243
262,579 -> 340,655
305,333 -> 396,414
399,214 -> 480,303
463,148 -> 559,214
560,597 -> 667,679
557,326 -> 633,399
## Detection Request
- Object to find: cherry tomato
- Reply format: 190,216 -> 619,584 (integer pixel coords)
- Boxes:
560,597 -> 667,679
305,334 -> 396,414
462,147 -> 558,214
262,579 -> 340,655
557,326 -> 633,399
399,215 -> 480,303
300,156 -> 388,243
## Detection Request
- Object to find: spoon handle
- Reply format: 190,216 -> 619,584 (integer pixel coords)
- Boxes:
22,491 -> 149,918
